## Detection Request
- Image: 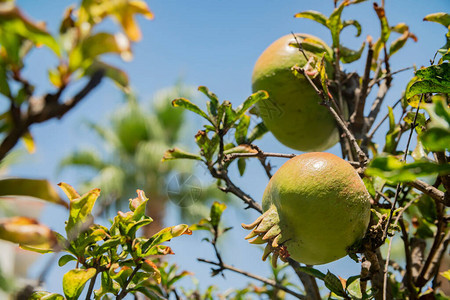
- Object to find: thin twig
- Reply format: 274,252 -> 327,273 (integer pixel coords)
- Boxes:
366,98 -> 402,141
292,65 -> 368,166
117,264 -> 142,300
350,44 -> 373,132
0,71 -> 104,161
408,179 -> 446,205
85,269 -> 98,300
198,258 -> 306,299
382,95 -> 423,242
382,95 -> 423,300
369,66 -> 415,88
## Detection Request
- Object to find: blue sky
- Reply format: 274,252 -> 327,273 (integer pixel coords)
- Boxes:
8,0 -> 450,298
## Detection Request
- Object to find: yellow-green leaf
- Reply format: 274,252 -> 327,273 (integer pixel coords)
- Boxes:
63,268 -> 96,300
0,178 -> 67,208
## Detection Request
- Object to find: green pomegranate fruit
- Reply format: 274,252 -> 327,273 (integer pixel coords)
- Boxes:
252,34 -> 339,151
242,152 -> 371,266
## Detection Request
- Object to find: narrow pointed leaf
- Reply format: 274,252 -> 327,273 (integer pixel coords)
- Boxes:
342,19 -> 362,37
235,91 -> 269,121
162,147 -> 202,161
172,98 -> 211,122
294,10 -> 328,27
210,201 -> 227,228
423,12 -> 450,28
0,178 -> 67,208
340,42 -> 366,63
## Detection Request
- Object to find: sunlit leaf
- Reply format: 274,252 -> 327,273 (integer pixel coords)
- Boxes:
198,86 -> 219,119
327,0 -> 348,47
0,4 -> 60,55
29,291 -> 65,300
373,3 -> 390,43
294,10 -> 328,27
366,155 -> 450,183
61,183 -> 100,236
172,98 -> 211,122
0,216 -> 57,249
21,130 -> 35,153
0,178 -> 67,207
440,270 -> 450,281
70,32 -> 131,71
210,201 -> 227,228
342,19 -> 362,37
423,12 -> 450,28
63,268 -> 96,300
162,147 -> 202,161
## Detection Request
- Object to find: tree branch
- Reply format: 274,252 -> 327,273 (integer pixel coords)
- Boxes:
198,258 -> 306,299
0,71 -> 104,162
287,259 -> 321,300
408,179 -> 446,205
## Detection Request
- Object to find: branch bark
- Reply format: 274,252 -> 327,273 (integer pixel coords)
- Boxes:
198,258 -> 306,299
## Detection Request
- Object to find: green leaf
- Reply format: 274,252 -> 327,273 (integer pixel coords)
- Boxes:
389,32 -> 409,56
247,122 -> 268,143
140,224 -> 191,256
362,177 -> 376,198
198,86 -> 219,119
69,32 -> 131,71
294,10 -> 328,27
327,1 -> 348,47
172,98 -> 211,122
209,201 -> 227,228
406,63 -> 450,98
85,60 -> 129,89
162,147 -> 202,161
58,254 -> 77,267
237,158 -> 246,176
235,114 -> 250,144
0,66 -> 11,97
406,80 -> 450,99
62,184 -> 100,237
340,42 -> 366,64
342,19 -> 362,37
29,291 -> 65,300
324,271 -> 346,297
374,3 -> 390,43
296,266 -> 326,281
234,91 -> 268,122
0,178 -> 67,208
421,127 -> 450,151
63,268 -> 97,300
317,53 -> 330,97
346,276 -> 362,298
416,63 -> 450,83
423,12 -> 450,28
421,98 -> 450,151
403,111 -> 426,134
366,156 -> 450,183
0,4 -> 60,55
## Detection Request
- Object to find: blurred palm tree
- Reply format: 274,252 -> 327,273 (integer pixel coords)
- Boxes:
59,84 -> 227,236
